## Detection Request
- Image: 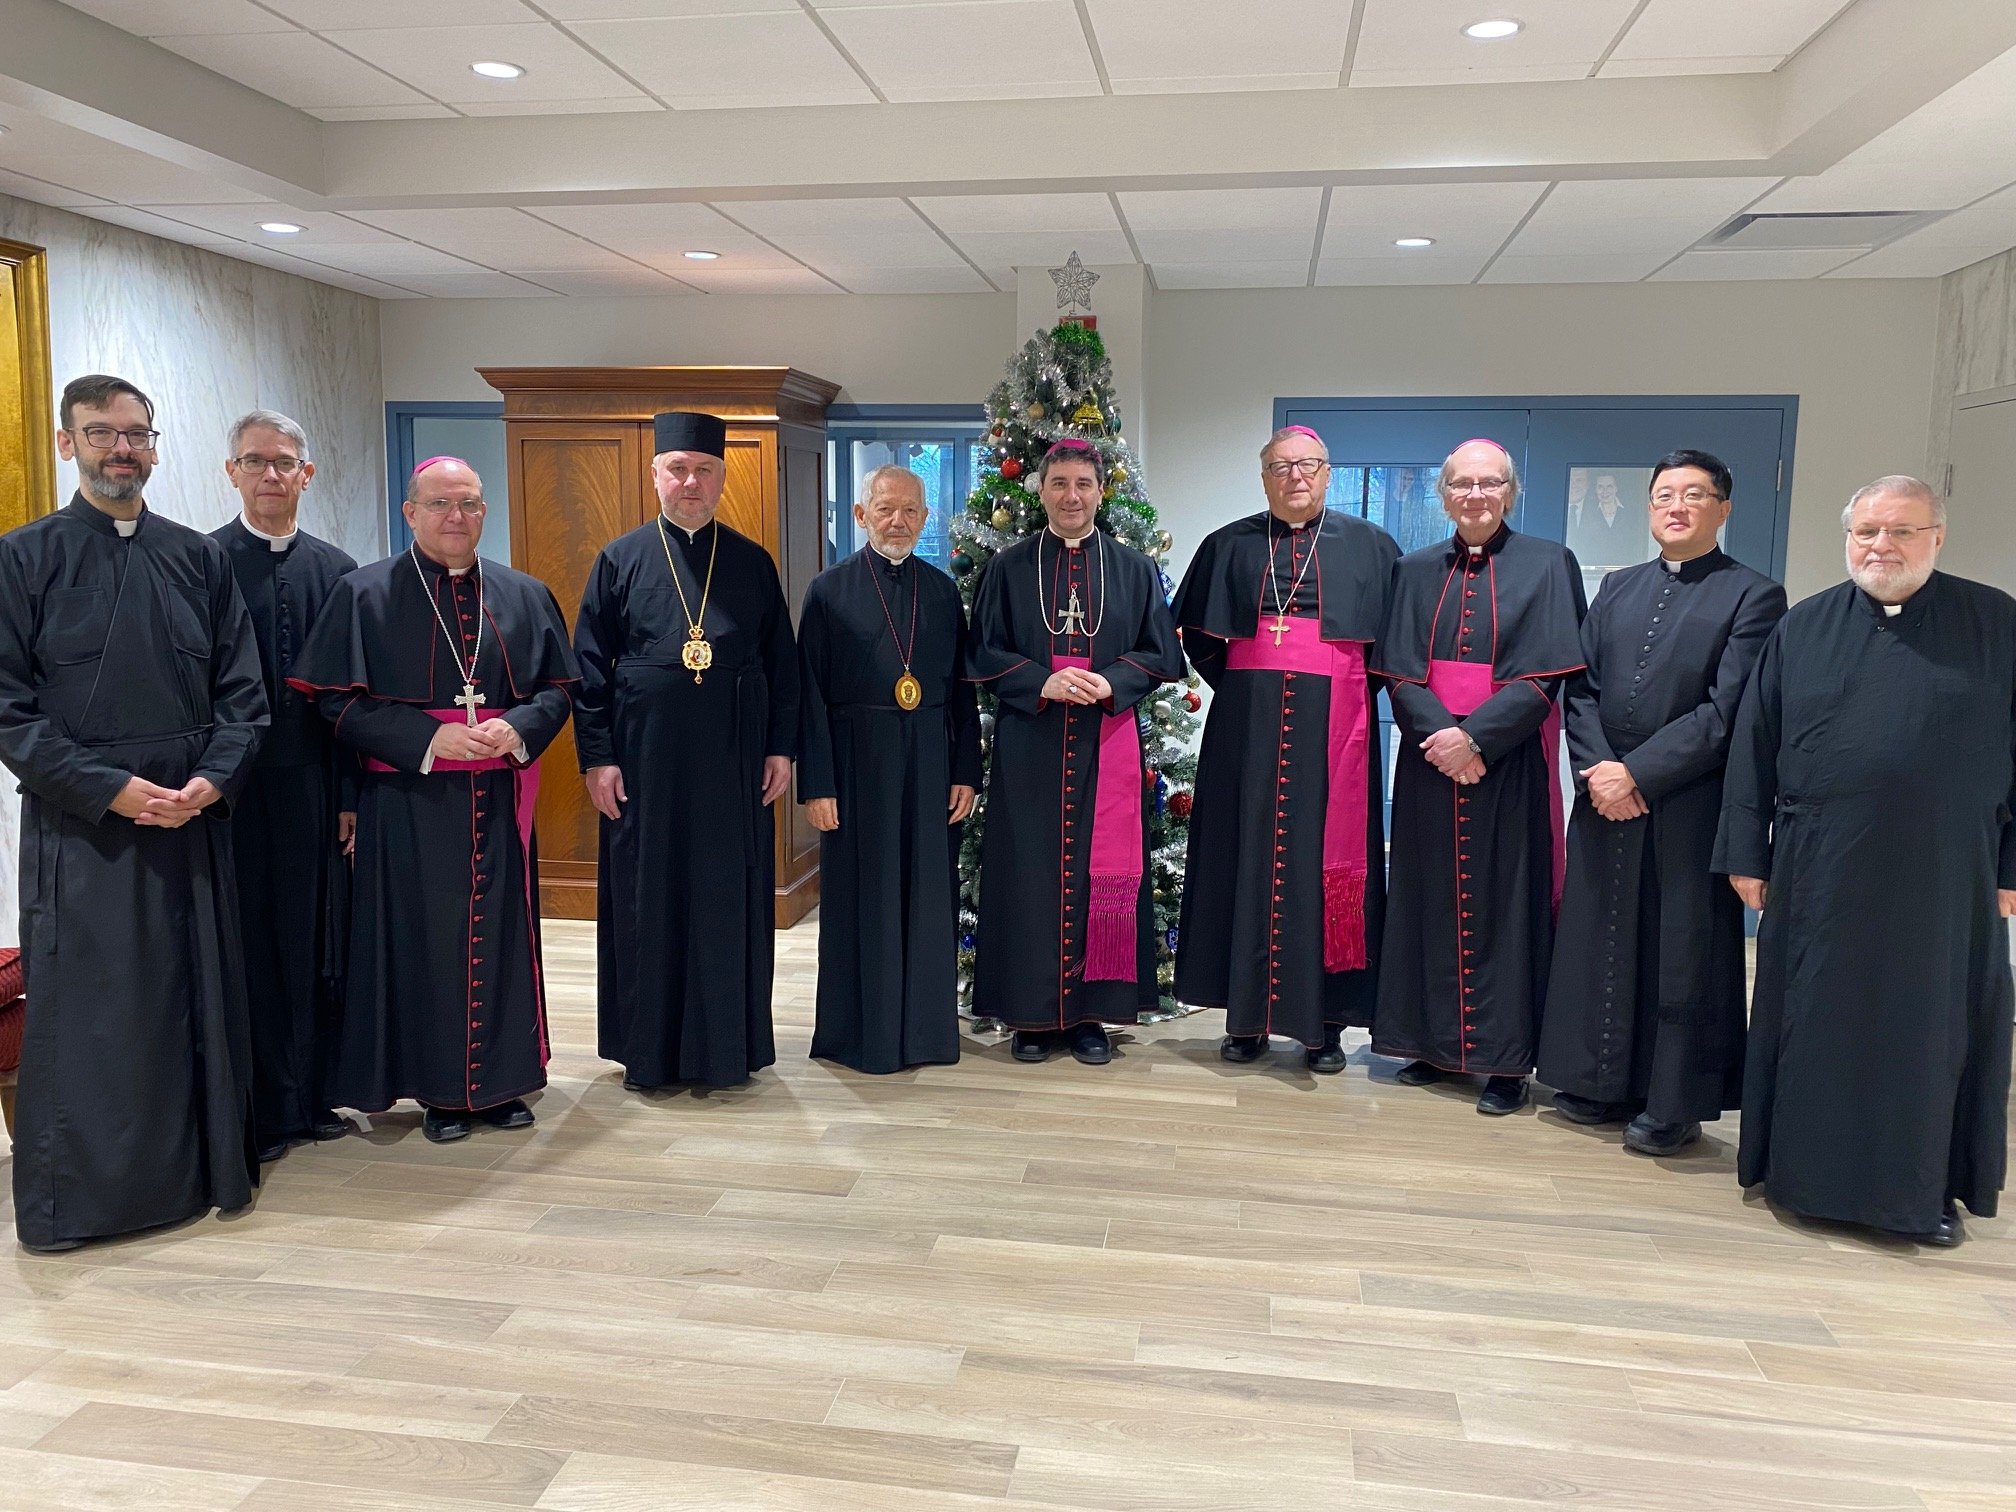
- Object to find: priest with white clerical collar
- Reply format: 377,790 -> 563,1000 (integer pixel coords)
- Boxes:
289,456 -> 578,1144
573,410 -> 800,1091
964,439 -> 1184,1066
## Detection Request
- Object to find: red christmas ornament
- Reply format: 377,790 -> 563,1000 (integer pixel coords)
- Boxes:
1143,764 -> 1159,792
999,457 -> 1023,481
1169,790 -> 1193,819
1183,690 -> 1202,712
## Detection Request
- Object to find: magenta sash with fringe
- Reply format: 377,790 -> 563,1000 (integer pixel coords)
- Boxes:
1227,620 -> 1371,972
1425,660 -> 1567,909
1053,654 -> 1144,982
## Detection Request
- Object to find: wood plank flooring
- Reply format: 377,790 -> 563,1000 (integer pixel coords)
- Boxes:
1,915 -> 2012,1511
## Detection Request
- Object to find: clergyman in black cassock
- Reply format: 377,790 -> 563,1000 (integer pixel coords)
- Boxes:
290,457 -> 577,1144
1373,440 -> 1585,1116
965,440 -> 1185,1065
798,466 -> 981,1073
211,410 -> 359,1160
1715,475 -> 2016,1246
0,375 -> 267,1252
1173,425 -> 1397,1072
574,411 -> 799,1090
1538,450 -> 1785,1155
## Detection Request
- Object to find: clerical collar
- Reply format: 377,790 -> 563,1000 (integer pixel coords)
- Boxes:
665,514 -> 713,542
67,494 -> 145,537
412,545 -> 479,580
241,515 -> 297,552
1048,525 -> 1095,549
114,517 -> 138,538
1662,557 -> 1683,573
868,543 -> 911,569
1882,602 -> 1902,617
1453,521 -> 1510,559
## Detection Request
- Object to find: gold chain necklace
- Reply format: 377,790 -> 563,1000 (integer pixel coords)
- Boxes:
657,516 -> 719,684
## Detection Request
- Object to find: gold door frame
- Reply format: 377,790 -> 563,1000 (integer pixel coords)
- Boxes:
0,237 -> 56,536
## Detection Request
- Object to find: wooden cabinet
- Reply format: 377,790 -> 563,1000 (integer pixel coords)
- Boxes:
481,366 -> 840,928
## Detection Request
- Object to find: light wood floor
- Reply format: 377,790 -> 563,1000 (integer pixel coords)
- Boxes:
0,917 -> 2013,1512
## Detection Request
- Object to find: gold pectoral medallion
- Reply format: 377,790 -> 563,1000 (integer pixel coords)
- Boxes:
894,671 -> 923,711
682,624 -> 713,682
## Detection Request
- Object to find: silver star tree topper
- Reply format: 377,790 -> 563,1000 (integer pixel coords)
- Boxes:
1049,251 -> 1099,313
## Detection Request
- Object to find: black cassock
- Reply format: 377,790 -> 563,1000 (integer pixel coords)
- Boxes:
1373,525 -> 1585,1075
574,518 -> 798,1089
1172,511 -> 1398,1046
1714,573 -> 2016,1233
1537,551 -> 1784,1121
798,549 -> 981,1073
0,498 -> 267,1249
965,528 -> 1185,1031
290,549 -> 576,1114
211,519 -> 358,1150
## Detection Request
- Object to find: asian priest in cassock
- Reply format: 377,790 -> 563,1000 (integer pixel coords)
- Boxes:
1537,451 -> 1785,1156
0,375 -> 267,1252
965,439 -> 1185,1066
1373,439 -> 1586,1116
211,410 -> 358,1161
289,457 -> 577,1144
1715,475 -> 2016,1247
798,465 -> 981,1073
574,411 -> 799,1090
1172,426 -> 1397,1073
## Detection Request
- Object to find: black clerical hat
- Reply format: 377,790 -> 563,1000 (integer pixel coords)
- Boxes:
653,410 -> 728,458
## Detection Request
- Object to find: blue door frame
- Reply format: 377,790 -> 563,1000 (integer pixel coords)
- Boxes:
384,401 -> 507,556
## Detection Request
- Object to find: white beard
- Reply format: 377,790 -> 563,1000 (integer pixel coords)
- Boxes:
1848,554 -> 1933,603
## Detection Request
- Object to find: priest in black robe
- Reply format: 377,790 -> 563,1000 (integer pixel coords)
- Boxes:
211,410 -> 358,1161
1373,439 -> 1585,1115
573,411 -> 799,1091
965,440 -> 1185,1066
798,465 -> 981,1073
289,457 -> 576,1144
1716,475 -> 2016,1247
1172,425 -> 1397,1073
1538,450 -> 1785,1155
1,374 -> 267,1251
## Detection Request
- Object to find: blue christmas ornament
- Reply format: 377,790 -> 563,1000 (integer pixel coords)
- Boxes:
1165,926 -> 1179,952
960,933 -> 976,952
1154,772 -> 1168,813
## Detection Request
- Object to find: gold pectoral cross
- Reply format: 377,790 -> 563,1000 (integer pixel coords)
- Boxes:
1060,587 -> 1088,638
455,682 -> 487,725
1268,615 -> 1290,647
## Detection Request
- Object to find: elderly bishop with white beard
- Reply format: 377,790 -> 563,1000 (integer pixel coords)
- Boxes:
1715,475 -> 2016,1247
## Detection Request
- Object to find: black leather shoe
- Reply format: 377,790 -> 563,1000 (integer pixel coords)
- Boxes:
1922,1203 -> 1965,1248
1011,1031 -> 1051,1063
1622,1114 -> 1701,1155
256,1139 -> 291,1163
1219,1034 -> 1266,1064
474,1098 -> 534,1130
1477,1076 -> 1530,1116
1068,1023 -> 1113,1065
1307,1027 -> 1347,1075
310,1109 -> 350,1141
1394,1059 -> 1442,1087
18,1235 -> 86,1254
421,1106 -> 473,1143
1552,1092 -> 1628,1126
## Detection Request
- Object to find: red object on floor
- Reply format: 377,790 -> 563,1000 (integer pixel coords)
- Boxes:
0,947 -> 22,1076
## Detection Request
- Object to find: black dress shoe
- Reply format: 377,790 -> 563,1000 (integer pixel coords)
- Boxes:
1219,1034 -> 1266,1064
1393,1059 -> 1442,1087
1011,1031 -> 1051,1063
421,1106 -> 473,1143
310,1109 -> 350,1140
1922,1203 -> 1965,1248
1552,1092 -> 1628,1126
1622,1114 -> 1701,1155
256,1139 -> 292,1163
1068,1023 -> 1113,1065
474,1098 -> 534,1130
1477,1076 -> 1530,1115
1306,1027 -> 1347,1075
18,1235 -> 86,1254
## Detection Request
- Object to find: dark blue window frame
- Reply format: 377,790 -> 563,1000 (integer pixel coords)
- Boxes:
384,400 -> 506,556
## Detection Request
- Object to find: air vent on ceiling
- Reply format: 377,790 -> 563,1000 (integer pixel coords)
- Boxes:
1704,211 -> 1937,252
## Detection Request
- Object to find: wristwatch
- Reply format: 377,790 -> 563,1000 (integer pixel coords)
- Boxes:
1462,731 -> 1482,756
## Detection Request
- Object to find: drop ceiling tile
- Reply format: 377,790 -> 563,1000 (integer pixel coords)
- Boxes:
1086,0 -> 1351,92
155,31 -> 435,109
307,104 -> 459,120
1480,251 -> 1668,283
138,206 -> 403,244
1118,187 -> 1324,231
281,242 -> 493,276
763,231 -> 970,270
60,0 -> 294,35
349,207 -> 636,268
1760,161 -> 2016,215
71,204 -> 242,245
379,271 -> 561,297
0,167 -> 108,207
726,197 -> 920,233
1318,181 -> 1548,259
674,266 -> 844,293
570,13 -> 876,108
517,268 -> 697,295
1606,0 -> 1851,69
937,229 -> 1136,277
821,266 -> 992,294
543,0 -> 796,13
1315,253 -> 1491,285
1823,242 -> 2001,279
912,193 -> 1121,234
1649,248 -> 1861,281
822,0 -> 1097,103
535,202 -> 802,267
1598,56 -> 1783,78
1151,262 -> 1312,289
326,23 -> 649,104
1503,177 -> 1778,257
1131,227 -> 1317,263
457,97 -> 663,115
220,241 -> 424,297
263,0 -> 543,24
1351,0 -> 1640,87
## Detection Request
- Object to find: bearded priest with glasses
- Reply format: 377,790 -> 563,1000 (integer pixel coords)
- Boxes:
1171,426 -> 1398,1073
289,457 -> 578,1145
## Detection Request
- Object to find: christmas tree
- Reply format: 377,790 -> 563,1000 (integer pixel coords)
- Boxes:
948,318 -> 1204,1020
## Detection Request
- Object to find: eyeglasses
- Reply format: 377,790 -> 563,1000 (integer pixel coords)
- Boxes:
1650,488 -> 1724,509
231,455 -> 305,476
1446,478 -> 1510,497
73,425 -> 160,451
1848,524 -> 1936,545
1263,458 -> 1329,479
412,497 -> 487,516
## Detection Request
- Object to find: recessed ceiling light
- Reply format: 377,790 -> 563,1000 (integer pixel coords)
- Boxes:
1463,18 -> 1523,39
1395,236 -> 1436,248
683,249 -> 721,260
470,60 -> 524,79
259,221 -> 305,235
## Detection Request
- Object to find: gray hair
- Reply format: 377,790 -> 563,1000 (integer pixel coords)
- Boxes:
1260,426 -> 1329,464
1438,439 -> 1521,501
1841,474 -> 1945,529
228,408 -> 309,460
858,463 -> 923,503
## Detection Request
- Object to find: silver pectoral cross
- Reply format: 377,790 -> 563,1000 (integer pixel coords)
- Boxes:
455,681 -> 488,725
1060,587 -> 1088,638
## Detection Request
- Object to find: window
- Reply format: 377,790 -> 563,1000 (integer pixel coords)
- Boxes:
826,407 -> 987,569
384,402 -> 511,564
1326,464 -> 1448,554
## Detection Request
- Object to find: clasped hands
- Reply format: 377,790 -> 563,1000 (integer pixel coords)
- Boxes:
1420,726 -> 1484,786
1580,759 -> 1648,822
428,717 -> 521,765
111,774 -> 220,828
1040,667 -> 1113,706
